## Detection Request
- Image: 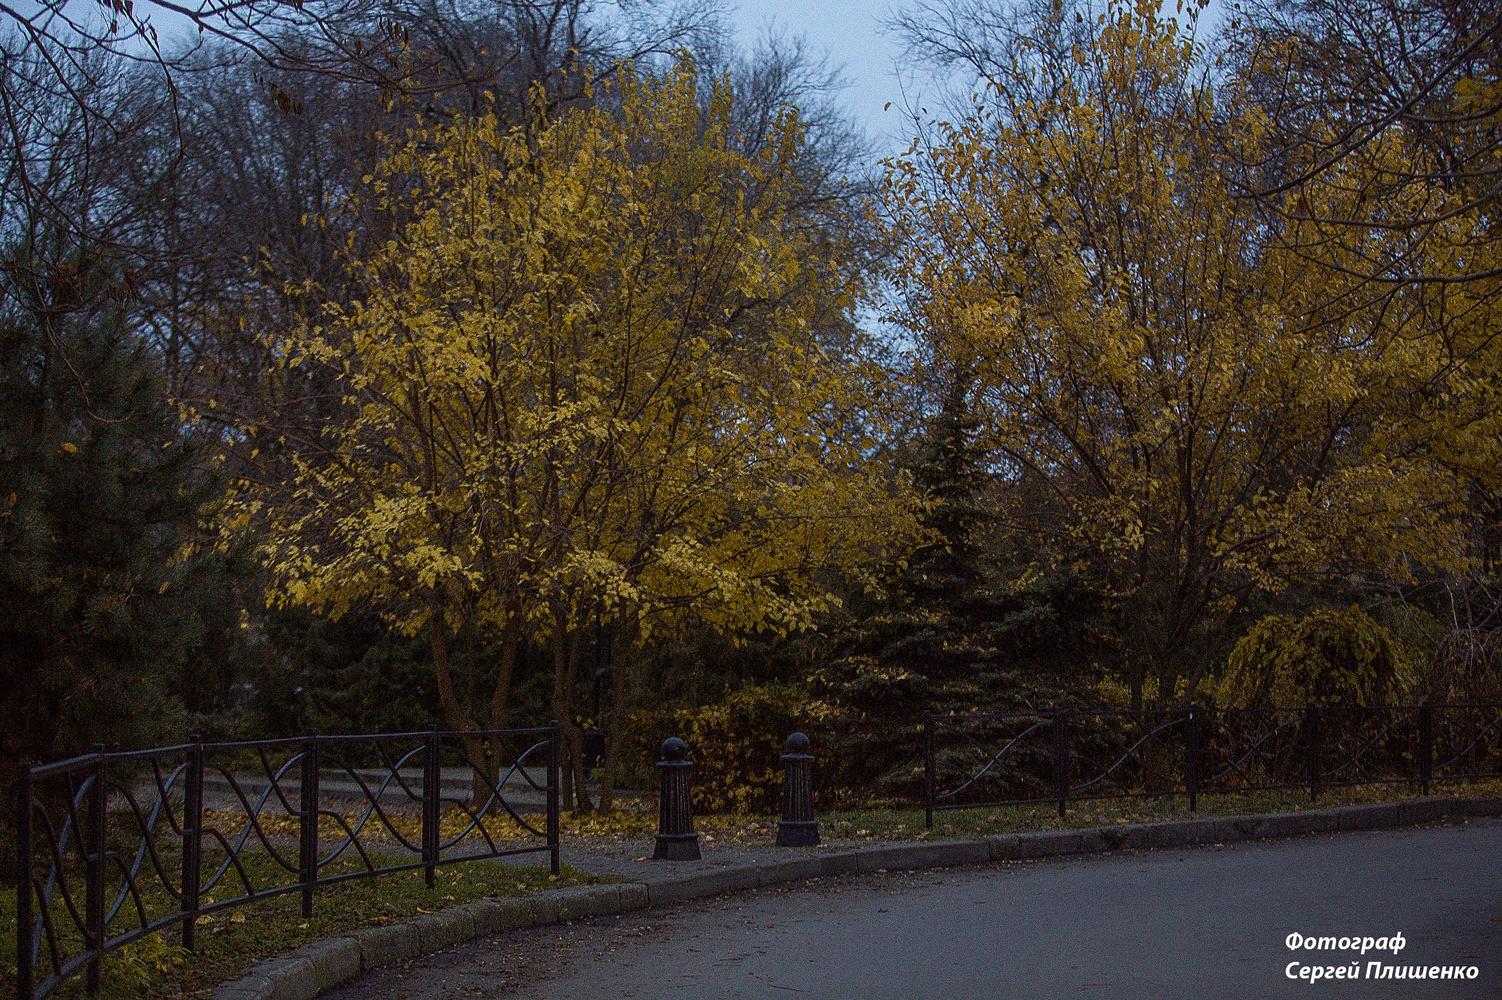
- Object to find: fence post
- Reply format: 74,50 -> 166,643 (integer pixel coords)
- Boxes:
777,733 -> 820,847
653,737 -> 700,861
1418,703 -> 1433,796
1303,707 -> 1321,803
547,721 -> 561,876
1185,708 -> 1200,814
299,731 -> 319,919
923,713 -> 935,831
17,761 -> 33,1000
86,745 -> 106,997
181,735 -> 203,951
1054,713 -> 1070,818
423,725 -> 439,889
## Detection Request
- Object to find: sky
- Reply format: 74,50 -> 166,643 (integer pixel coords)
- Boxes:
722,0 -> 1225,157
33,0 -> 920,154
724,0 -> 915,156
32,0 -> 1209,159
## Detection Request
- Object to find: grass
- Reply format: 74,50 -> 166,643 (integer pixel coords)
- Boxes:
2,843 -> 605,999
0,793 -> 772,1000
816,777 -> 1502,842
550,806 -> 774,844
432,778 -> 1502,854
0,799 -> 750,1000
462,779 -> 1502,852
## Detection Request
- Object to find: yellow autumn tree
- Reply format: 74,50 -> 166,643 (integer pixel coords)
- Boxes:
1238,71 -> 1502,497
242,58 -> 920,810
882,0 -> 1484,708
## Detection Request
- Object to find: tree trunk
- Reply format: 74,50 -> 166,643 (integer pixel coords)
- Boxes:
489,613 -> 521,730
458,620 -> 493,805
429,604 -> 496,808
468,737 -> 501,809
429,604 -> 477,732
462,615 -> 522,807
598,608 -> 638,813
550,611 -> 593,815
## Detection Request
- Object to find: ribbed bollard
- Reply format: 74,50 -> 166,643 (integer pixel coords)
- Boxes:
777,732 -> 820,847
653,737 -> 701,861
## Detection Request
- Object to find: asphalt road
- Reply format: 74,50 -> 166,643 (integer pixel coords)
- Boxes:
328,818 -> 1502,1000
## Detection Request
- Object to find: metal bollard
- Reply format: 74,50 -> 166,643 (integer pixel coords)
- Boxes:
653,737 -> 701,861
776,732 -> 820,847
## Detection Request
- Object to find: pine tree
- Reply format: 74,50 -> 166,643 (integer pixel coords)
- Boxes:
812,378 -> 1109,798
0,244 -> 222,766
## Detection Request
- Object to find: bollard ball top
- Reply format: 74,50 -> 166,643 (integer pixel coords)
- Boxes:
660,736 -> 689,761
785,732 -> 811,754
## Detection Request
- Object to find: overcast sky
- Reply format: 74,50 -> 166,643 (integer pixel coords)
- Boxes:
725,0 -> 915,155
722,0 -> 1224,157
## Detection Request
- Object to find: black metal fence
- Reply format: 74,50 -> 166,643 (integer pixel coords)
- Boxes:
922,704 -> 1502,828
14,725 -> 561,1000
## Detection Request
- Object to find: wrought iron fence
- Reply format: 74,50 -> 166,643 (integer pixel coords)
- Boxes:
14,725 -> 560,1000
922,704 -> 1502,828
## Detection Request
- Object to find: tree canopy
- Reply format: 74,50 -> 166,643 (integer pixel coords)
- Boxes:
240,58 -> 922,808
881,0 -> 1488,707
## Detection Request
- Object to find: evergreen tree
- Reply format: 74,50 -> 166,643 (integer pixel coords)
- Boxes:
0,244 -> 224,766
244,607 -> 446,738
812,378 -> 1110,798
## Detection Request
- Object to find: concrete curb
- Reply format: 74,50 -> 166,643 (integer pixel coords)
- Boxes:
212,884 -> 654,1000
981,796 -> 1499,862
213,795 -> 1501,1000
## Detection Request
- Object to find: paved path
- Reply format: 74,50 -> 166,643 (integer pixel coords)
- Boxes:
555,835 -> 871,884
327,818 -> 1502,999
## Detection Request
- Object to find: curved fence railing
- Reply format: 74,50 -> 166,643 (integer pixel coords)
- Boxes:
14,725 -> 560,1000
922,704 -> 1502,828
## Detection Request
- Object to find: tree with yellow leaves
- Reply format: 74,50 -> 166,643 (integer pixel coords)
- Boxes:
882,0 -> 1489,708
242,58 -> 920,810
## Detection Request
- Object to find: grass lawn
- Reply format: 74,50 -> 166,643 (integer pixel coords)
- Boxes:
2,847 -> 604,999
817,778 -> 1502,842
1,804 -> 716,1000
